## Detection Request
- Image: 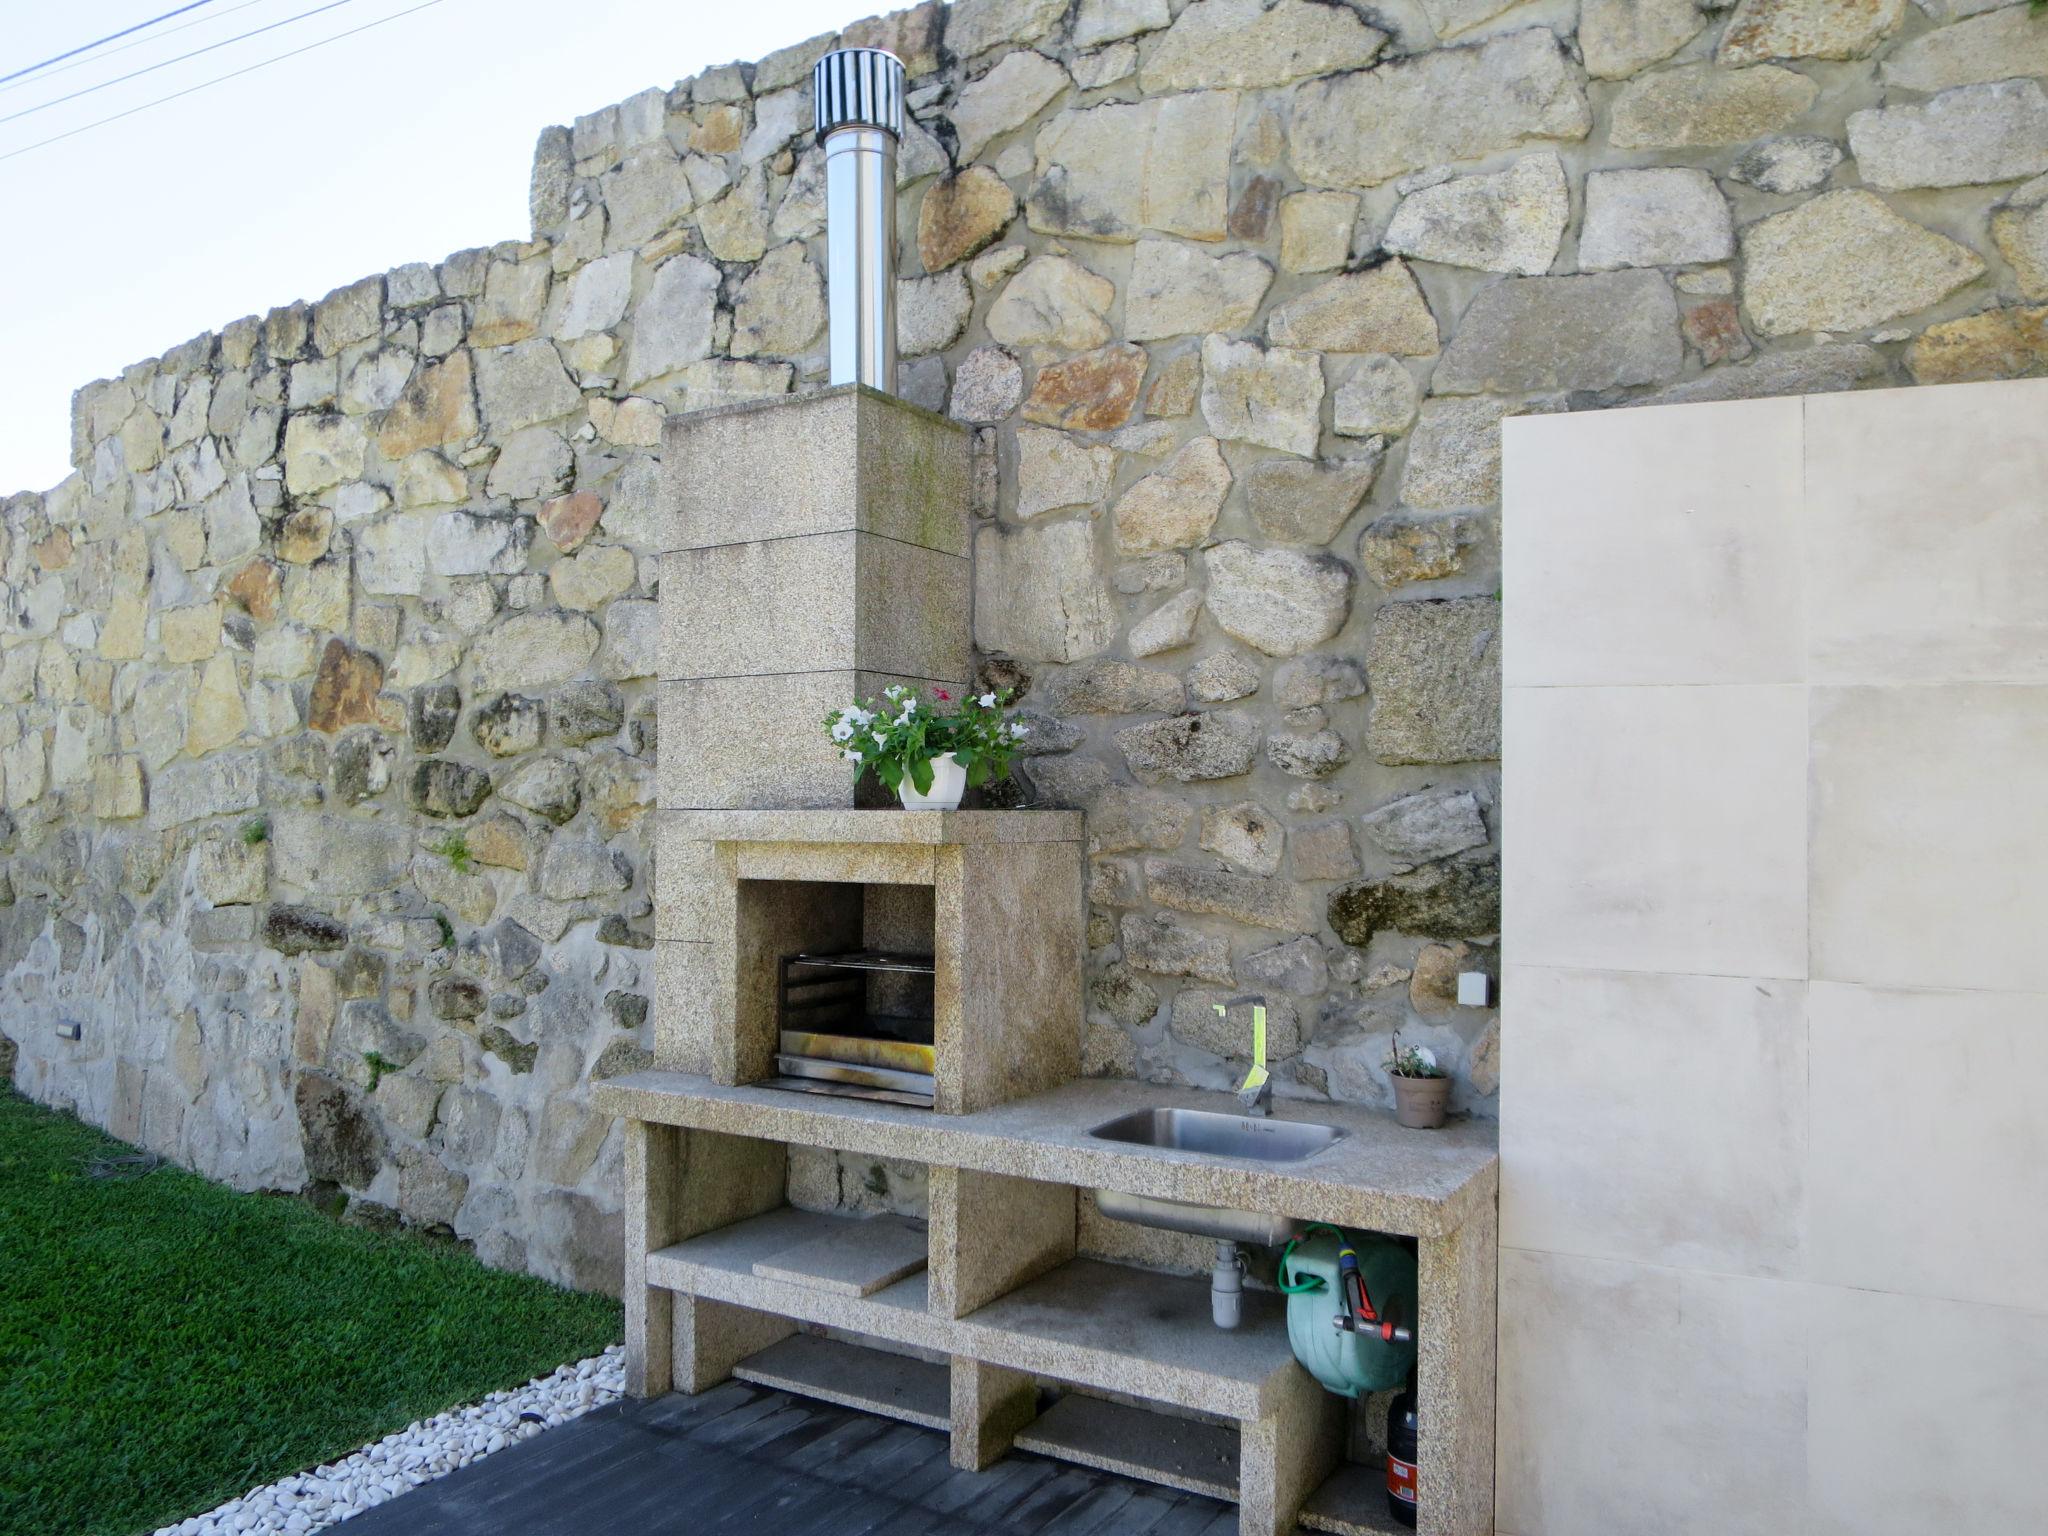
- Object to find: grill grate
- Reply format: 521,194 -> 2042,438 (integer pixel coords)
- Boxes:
776,951 -> 936,1107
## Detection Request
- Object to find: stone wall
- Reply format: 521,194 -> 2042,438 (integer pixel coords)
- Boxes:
3,0 -> 2044,1291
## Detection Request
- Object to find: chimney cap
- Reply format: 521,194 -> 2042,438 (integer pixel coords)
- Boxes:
813,47 -> 906,141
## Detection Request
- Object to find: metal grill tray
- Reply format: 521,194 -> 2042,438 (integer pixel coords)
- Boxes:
786,951 -> 937,975
776,1054 -> 936,1096
780,1028 -> 936,1074
763,1075 -> 934,1109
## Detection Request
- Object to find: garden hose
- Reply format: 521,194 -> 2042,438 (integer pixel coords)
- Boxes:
1279,1226 -> 1419,1399
1278,1223 -> 1346,1293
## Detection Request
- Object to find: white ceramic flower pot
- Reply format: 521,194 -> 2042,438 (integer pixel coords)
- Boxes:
897,753 -> 966,811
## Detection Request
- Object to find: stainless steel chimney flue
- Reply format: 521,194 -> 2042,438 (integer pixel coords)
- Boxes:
814,48 -> 906,395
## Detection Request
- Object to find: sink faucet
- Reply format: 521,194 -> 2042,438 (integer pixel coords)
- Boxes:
1220,996 -> 1272,1117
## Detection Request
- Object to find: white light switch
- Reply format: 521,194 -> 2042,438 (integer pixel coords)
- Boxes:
1456,972 -> 1492,1008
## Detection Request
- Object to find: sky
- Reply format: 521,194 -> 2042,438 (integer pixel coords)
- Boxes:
0,0 -> 859,495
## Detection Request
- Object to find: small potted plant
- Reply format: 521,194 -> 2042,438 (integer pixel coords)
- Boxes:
824,685 -> 1027,810
1384,1034 -> 1451,1129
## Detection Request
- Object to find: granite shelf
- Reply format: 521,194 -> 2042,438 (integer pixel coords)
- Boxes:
730,1333 -> 951,1432
958,1258 -> 1297,1420
1300,1462 -> 1413,1535
648,1206 -> 933,1345
643,1203 -> 1301,1419
1015,1394 -> 1240,1502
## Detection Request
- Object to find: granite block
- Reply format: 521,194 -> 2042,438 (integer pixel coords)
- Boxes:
650,811 -> 1084,1111
1415,1199 -> 1496,1536
623,1119 -> 680,1398
653,822 -> 732,943
658,533 -> 970,682
652,940 -> 717,1074
734,841 -> 940,886
1240,1365 -> 1346,1536
950,1356 -> 1039,1471
659,672 -> 943,811
928,1165 -> 1075,1318
750,1212 -> 929,1297
935,839 -> 1086,1113
673,1294 -> 795,1393
663,385 -> 970,556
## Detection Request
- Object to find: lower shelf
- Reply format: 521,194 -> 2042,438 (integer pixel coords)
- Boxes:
1299,1461 -> 1410,1535
956,1258 -> 1295,1420
649,1205 -> 1300,1420
731,1333 -> 951,1432
649,1205 -> 936,1349
1015,1393 -> 1238,1502
748,1212 -> 927,1297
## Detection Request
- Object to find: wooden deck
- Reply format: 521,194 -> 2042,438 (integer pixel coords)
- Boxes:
338,1379 -> 1240,1536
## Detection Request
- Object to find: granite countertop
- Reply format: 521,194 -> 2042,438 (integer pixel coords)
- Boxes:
659,808 -> 1084,845
597,1072 -> 1498,1238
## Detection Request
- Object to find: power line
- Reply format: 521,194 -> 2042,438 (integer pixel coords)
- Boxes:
2,0 -> 361,126
0,0 -> 280,98
0,0 -> 451,164
0,2 -> 224,87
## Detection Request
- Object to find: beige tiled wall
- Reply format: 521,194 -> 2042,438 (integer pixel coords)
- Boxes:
1498,378 -> 2048,1536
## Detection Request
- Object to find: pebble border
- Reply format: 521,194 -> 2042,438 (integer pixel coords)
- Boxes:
152,1345 -> 625,1534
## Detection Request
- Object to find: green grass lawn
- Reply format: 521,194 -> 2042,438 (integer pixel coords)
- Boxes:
0,1090 -> 622,1536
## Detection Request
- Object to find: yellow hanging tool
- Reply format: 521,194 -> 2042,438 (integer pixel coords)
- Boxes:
1219,997 -> 1271,1114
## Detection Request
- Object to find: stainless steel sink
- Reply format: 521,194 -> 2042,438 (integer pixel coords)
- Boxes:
1087,1109 -> 1344,1248
1092,1188 -> 1302,1246
1088,1107 -> 1346,1164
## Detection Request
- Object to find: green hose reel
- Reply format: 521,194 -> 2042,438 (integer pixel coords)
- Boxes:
1278,1224 -> 1418,1398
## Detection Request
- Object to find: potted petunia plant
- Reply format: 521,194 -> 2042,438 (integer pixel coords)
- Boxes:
1384,1034 -> 1452,1129
825,685 -> 1028,810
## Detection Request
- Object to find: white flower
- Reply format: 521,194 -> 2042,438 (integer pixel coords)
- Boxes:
846,706 -> 873,727
830,719 -> 855,742
883,685 -> 905,700
871,731 -> 887,748
978,692 -> 997,708
1008,722 -> 1029,739
840,748 -> 861,763
1413,1045 -> 1438,1070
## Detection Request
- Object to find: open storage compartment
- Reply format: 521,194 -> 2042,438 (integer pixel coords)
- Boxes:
733,1333 -> 952,1432
610,1072 -> 1500,1536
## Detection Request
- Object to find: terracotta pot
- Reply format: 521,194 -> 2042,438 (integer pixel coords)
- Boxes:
897,752 -> 966,811
1391,1074 -> 1450,1129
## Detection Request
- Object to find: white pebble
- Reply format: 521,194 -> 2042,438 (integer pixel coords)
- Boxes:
162,1350 -> 619,1533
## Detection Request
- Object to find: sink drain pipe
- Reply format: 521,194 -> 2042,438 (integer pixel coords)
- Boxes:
813,47 -> 905,395
1212,1240 -> 1247,1329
